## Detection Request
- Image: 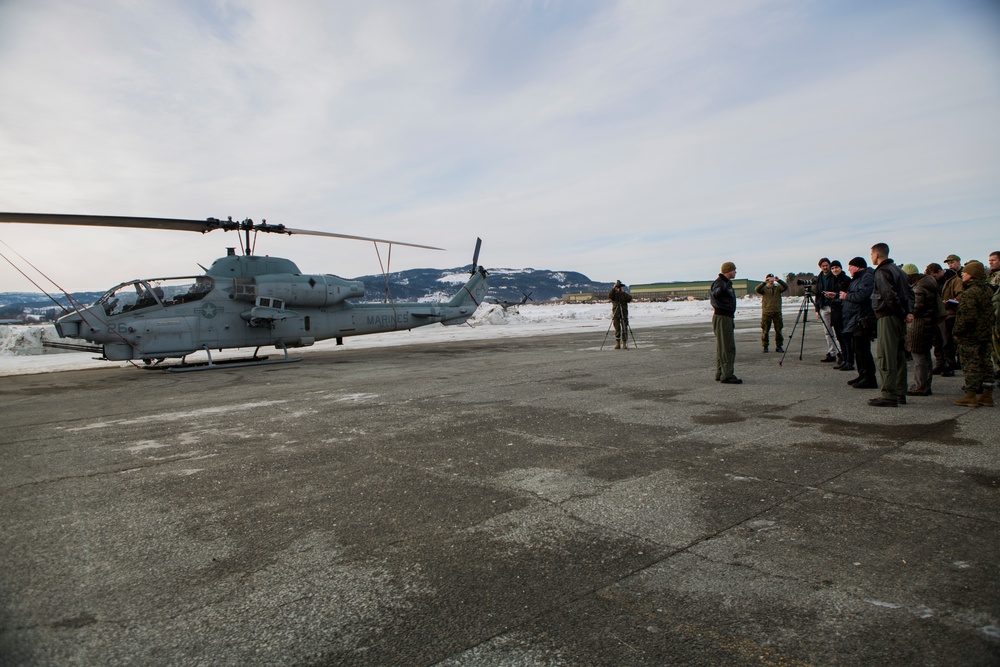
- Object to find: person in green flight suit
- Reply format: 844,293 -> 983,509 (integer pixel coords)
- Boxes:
755,273 -> 787,353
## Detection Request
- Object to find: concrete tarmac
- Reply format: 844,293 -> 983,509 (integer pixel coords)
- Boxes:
1,322 -> 998,666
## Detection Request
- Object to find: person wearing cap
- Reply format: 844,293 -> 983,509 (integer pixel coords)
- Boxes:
840,257 -> 877,388
754,273 -> 787,353
815,258 -> 840,363
901,263 -> 941,396
937,255 -> 965,375
953,260 -> 995,407
868,243 -> 914,407
608,280 -> 633,349
711,261 -> 741,384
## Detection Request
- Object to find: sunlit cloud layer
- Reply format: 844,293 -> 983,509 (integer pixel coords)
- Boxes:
1,0 -> 998,291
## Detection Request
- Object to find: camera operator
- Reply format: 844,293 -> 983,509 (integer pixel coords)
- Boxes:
823,261 -> 852,370
840,257 -> 877,388
815,258 -> 840,363
755,273 -> 787,353
608,280 -> 632,349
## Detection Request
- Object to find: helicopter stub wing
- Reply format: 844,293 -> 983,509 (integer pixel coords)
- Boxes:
0,213 -> 444,250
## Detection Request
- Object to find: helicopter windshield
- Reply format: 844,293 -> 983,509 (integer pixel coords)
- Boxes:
99,277 -> 215,315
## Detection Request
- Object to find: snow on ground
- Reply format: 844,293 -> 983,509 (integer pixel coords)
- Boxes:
0,296 -> 781,376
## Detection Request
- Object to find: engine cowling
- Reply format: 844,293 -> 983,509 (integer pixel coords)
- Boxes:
253,274 -> 365,307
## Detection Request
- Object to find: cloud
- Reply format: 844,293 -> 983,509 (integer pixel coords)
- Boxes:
0,0 -> 998,292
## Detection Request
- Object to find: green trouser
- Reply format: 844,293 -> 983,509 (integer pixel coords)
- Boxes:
713,314 -> 736,380
875,315 -> 907,399
760,312 -> 783,348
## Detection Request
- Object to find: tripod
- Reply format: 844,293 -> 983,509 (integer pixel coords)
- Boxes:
779,289 -> 840,366
601,301 -> 638,350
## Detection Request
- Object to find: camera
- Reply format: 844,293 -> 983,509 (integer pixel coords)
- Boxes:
796,278 -> 816,286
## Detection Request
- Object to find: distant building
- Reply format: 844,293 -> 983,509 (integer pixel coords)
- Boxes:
628,279 -> 761,301
563,292 -> 600,303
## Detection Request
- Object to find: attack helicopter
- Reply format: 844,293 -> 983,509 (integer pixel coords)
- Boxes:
0,213 -> 488,371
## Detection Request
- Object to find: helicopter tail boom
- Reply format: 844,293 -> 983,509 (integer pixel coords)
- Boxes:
440,266 -> 488,325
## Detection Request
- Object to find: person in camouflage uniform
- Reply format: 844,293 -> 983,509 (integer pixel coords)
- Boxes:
608,280 -> 632,349
953,260 -> 996,407
989,251 -> 1000,378
755,273 -> 787,353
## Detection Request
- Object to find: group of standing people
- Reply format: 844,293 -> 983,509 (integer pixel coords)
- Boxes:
710,245 -> 999,408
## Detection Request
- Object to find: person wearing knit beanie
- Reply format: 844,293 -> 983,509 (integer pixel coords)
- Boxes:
953,260 -> 996,407
841,258 -> 877,388
711,262 -> 741,384
962,260 -> 986,281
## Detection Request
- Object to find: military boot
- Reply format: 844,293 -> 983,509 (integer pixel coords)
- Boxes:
954,391 -> 980,408
614,340 -> 621,350
978,387 -> 994,407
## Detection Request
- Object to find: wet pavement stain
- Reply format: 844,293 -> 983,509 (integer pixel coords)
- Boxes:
692,410 -> 746,425
788,415 -> 981,447
964,470 -> 1000,489
792,441 -> 862,454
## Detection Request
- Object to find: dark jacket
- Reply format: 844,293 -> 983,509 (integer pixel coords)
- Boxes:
825,272 -> 851,312
710,274 -> 736,318
872,259 -> 914,319
842,267 -> 875,334
608,285 -> 632,320
755,279 -> 787,314
814,271 -> 837,311
906,274 -> 940,354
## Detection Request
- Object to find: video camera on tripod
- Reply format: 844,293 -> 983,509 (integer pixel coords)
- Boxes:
779,277 -> 840,365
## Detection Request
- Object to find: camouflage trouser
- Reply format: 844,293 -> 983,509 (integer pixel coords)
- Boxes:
760,312 -> 783,348
959,341 -> 995,392
612,315 -> 629,341
993,326 -> 999,371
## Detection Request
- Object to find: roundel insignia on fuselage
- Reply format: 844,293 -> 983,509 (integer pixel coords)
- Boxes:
197,303 -> 222,319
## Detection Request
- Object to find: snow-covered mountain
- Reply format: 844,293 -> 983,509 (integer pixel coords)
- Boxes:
357,267 -> 612,303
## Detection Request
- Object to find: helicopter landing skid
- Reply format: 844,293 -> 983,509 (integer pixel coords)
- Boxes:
143,345 -> 303,372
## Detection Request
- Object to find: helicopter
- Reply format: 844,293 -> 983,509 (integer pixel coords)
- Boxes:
485,291 -> 533,310
0,213 -> 488,371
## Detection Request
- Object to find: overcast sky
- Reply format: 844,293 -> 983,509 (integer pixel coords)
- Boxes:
1,0 -> 998,292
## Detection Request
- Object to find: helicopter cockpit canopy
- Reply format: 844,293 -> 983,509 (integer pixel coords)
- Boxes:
99,276 -> 215,316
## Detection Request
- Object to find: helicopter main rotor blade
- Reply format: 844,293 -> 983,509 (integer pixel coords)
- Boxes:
279,227 -> 443,250
0,212 -> 444,250
0,212 -> 215,233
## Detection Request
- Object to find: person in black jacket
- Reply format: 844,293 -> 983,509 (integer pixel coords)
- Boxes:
869,243 -> 915,407
824,260 -> 852,369
711,262 -> 741,384
840,257 -> 877,388
815,258 -> 840,363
